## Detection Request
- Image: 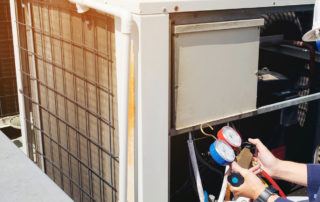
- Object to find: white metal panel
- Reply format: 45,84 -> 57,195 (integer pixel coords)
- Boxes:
115,17 -> 131,202
174,19 -> 262,130
70,0 -> 314,15
10,0 -> 28,155
106,0 -> 314,14
133,14 -> 169,202
25,2 -> 45,171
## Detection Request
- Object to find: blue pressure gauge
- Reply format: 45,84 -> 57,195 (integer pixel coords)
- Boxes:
209,140 -> 235,166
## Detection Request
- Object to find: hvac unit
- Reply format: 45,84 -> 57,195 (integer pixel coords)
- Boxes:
10,0 -> 320,202
0,0 -> 18,117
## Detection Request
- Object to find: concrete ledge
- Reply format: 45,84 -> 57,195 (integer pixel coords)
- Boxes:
0,131 -> 73,202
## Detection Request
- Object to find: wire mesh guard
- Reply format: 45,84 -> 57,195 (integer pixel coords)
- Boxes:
14,0 -> 118,201
0,0 -> 19,117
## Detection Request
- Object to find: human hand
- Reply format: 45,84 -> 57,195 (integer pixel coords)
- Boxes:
249,138 -> 280,178
229,162 -> 266,200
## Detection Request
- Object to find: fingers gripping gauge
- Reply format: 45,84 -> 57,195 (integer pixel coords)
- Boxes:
209,140 -> 236,166
217,126 -> 242,148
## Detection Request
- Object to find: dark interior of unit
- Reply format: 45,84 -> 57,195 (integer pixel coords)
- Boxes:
170,10 -> 320,202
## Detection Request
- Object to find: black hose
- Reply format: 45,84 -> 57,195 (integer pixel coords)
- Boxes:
192,140 -> 224,177
171,144 -> 202,200
171,135 -> 224,200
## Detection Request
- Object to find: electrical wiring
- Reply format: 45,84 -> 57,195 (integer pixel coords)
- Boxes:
193,141 -> 224,177
170,154 -> 200,200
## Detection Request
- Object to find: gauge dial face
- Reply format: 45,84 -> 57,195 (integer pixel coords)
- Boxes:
215,140 -> 235,162
222,126 -> 242,147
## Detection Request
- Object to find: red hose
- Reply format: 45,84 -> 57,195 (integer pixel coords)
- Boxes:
261,170 -> 286,198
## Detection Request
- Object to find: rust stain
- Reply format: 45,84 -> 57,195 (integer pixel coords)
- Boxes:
127,46 -> 135,201
128,47 -> 135,165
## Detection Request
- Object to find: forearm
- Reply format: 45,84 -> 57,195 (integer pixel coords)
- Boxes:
272,160 -> 307,186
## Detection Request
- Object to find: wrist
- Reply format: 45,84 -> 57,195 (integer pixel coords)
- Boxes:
267,195 -> 279,202
255,187 -> 279,202
270,159 -> 284,179
253,185 -> 266,200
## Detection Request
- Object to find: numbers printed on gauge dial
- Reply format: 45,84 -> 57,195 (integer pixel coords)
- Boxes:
215,140 -> 235,163
219,126 -> 242,148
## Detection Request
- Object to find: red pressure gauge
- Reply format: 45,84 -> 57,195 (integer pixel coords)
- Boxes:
217,126 -> 242,148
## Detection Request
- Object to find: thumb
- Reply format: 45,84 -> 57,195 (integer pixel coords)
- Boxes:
248,138 -> 260,146
249,138 -> 270,154
248,138 -> 264,152
231,162 -> 246,176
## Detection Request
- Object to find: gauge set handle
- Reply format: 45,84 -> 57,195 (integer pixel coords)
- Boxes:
227,172 -> 244,187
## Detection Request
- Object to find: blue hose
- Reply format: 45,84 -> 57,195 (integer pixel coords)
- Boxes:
204,191 -> 209,202
316,40 -> 320,51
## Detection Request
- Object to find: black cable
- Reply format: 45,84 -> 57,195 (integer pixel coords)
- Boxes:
171,145 -> 200,200
171,134 -> 224,200
193,141 -> 224,177
170,178 -> 191,199
171,164 -> 214,200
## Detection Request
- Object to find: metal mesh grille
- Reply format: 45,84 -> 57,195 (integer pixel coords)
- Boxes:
14,0 -> 118,201
0,0 -> 19,117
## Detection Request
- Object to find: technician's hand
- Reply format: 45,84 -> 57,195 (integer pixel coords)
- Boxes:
229,162 -> 266,200
249,138 -> 280,178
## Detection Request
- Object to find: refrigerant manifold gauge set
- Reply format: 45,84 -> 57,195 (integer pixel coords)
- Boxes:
204,125 -> 286,198
209,126 -> 242,166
